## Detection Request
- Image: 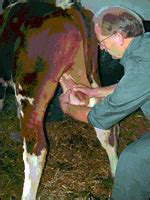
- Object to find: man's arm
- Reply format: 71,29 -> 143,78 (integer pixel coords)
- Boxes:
60,74 -> 116,98
86,84 -> 116,98
59,91 -> 91,123
63,103 -> 90,123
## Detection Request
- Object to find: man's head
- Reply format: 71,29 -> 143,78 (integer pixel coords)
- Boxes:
93,7 -> 144,59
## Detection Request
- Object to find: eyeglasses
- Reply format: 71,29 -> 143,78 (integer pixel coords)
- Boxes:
98,33 -> 114,46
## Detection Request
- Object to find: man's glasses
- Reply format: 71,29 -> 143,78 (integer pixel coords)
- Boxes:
98,33 -> 114,46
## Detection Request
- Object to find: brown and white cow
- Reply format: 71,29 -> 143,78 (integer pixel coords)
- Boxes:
0,1 -> 118,199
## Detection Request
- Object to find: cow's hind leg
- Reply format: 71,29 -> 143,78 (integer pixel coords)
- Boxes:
21,106 -> 47,199
14,84 -> 49,199
22,138 -> 47,199
94,125 -> 119,177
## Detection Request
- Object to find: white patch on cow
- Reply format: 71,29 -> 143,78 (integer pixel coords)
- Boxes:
14,84 -> 34,118
88,74 -> 100,107
22,138 -> 47,200
0,88 -> 6,111
94,128 -> 118,177
16,84 -> 34,106
18,83 -> 23,91
90,74 -> 99,88
0,78 -> 8,111
20,110 -> 24,118
62,72 -> 74,81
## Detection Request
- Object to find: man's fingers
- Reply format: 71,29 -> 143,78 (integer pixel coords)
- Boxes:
75,91 -> 88,101
59,90 -> 71,104
73,87 -> 91,96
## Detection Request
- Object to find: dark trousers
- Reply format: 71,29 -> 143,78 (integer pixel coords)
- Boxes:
111,132 -> 150,200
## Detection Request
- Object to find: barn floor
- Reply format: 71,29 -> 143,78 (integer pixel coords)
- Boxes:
0,91 -> 150,200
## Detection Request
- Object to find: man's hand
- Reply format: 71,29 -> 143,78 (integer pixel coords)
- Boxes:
59,90 -> 90,123
74,84 -> 117,98
59,73 -> 97,98
73,86 -> 96,98
60,73 -> 84,93
59,86 -> 90,107
69,90 -> 89,106
59,90 -> 70,114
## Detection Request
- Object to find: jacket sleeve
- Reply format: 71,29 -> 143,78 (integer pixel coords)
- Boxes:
88,57 -> 150,129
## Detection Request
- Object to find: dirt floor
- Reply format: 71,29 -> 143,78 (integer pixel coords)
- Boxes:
0,91 -> 150,200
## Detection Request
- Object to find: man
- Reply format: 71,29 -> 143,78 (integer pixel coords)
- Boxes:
60,6 -> 150,130
59,6 -> 150,200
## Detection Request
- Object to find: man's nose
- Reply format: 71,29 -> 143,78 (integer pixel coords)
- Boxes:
99,42 -> 106,51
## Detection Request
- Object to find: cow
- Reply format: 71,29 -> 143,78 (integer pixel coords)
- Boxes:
0,1 -> 119,199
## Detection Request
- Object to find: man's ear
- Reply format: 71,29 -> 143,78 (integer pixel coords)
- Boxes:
112,32 -> 124,46
94,23 -> 101,35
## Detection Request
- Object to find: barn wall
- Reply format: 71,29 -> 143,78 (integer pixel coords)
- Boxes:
81,0 -> 150,20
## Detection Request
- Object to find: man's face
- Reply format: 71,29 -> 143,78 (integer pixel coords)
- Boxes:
94,24 -> 125,59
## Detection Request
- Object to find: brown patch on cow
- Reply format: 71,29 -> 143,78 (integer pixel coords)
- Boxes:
23,72 -> 37,85
16,51 -> 35,73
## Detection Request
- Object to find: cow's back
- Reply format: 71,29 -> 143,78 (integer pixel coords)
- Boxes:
0,2 -> 99,86
0,2 -> 70,80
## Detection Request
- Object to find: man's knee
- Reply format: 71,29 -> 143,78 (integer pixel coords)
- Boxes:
120,132 -> 150,162
111,132 -> 150,200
